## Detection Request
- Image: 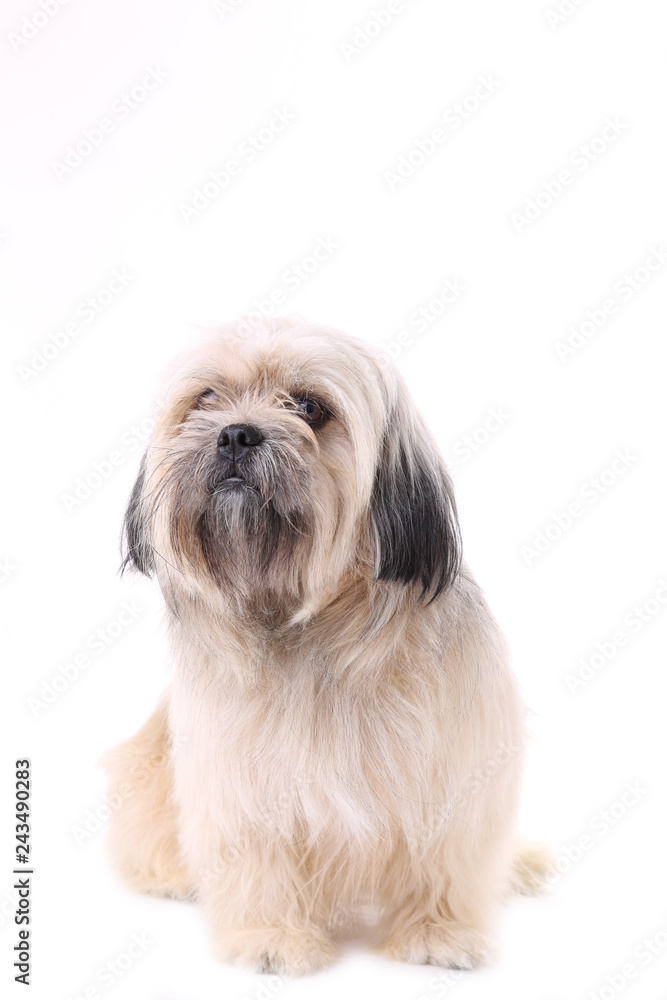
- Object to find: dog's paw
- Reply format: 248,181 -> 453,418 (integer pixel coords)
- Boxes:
377,920 -> 490,969
217,925 -> 337,976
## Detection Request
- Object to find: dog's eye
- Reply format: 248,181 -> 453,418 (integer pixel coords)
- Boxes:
295,399 -> 326,425
196,389 -> 219,408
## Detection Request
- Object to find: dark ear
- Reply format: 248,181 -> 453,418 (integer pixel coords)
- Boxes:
371,421 -> 461,601
121,452 -> 155,576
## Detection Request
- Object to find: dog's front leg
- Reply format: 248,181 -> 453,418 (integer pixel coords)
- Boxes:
375,770 -> 520,969
195,838 -> 338,975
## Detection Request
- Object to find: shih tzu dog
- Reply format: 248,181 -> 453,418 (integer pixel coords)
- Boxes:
103,318 -> 546,975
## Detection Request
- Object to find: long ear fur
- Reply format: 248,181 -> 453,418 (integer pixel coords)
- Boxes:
371,394 -> 461,602
121,452 -> 155,576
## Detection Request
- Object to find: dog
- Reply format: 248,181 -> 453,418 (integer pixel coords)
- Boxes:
103,317 -> 547,975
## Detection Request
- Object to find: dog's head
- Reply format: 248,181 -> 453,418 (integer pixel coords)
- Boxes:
123,318 -> 460,616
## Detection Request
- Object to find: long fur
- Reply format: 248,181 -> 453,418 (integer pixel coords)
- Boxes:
104,318 -> 542,974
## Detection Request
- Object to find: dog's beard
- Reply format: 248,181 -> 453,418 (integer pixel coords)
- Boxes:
155,414 -> 313,598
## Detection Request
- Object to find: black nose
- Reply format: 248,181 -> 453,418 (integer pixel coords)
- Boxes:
217,423 -> 263,460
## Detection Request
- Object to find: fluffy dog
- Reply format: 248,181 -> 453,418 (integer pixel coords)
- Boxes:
103,317 -> 545,975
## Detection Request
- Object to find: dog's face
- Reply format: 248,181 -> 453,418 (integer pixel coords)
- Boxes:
123,319 -> 460,616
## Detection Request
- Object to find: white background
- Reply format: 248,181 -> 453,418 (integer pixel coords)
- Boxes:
2,1 -> 666,998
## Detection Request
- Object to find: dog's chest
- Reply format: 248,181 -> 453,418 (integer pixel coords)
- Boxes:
172,660 -> 441,846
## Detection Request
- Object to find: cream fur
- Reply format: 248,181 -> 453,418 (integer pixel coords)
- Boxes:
103,318 -> 545,974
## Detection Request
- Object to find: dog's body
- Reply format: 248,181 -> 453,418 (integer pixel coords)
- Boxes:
104,319 -> 543,974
